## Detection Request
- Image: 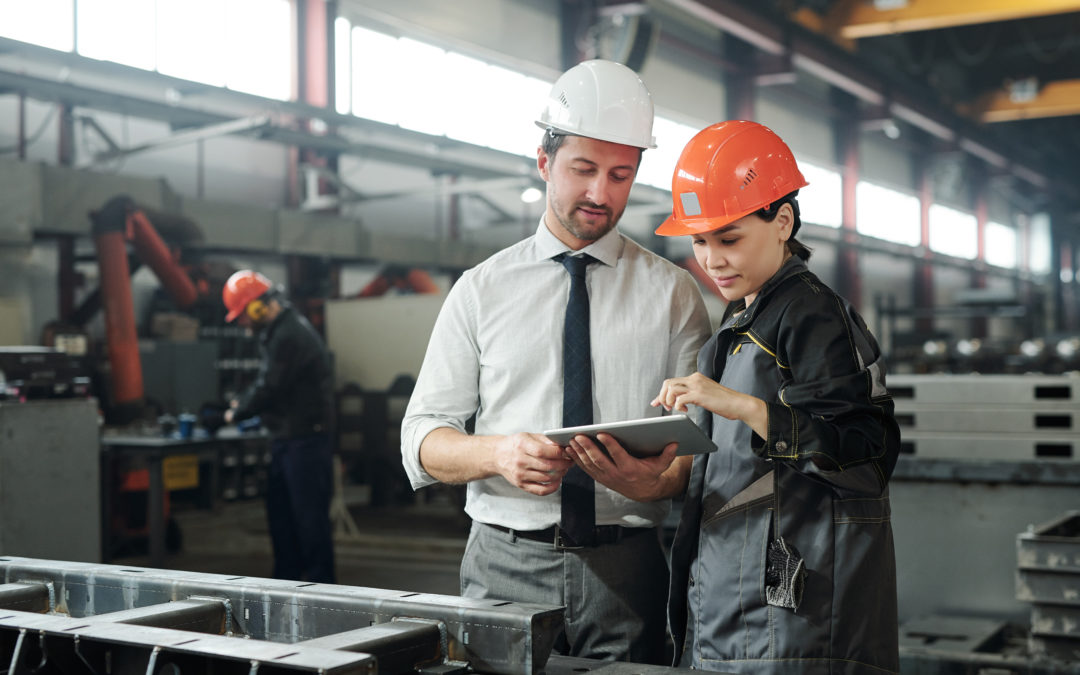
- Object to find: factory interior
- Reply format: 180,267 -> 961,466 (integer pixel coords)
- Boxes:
0,0 -> 1079,673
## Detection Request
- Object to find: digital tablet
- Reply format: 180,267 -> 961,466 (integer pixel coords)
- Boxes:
543,414 -> 716,458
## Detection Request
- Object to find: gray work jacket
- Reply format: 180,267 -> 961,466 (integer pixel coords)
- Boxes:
668,256 -> 901,674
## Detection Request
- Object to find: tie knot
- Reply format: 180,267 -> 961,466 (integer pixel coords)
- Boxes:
557,253 -> 595,278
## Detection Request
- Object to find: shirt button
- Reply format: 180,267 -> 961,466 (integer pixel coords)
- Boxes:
775,440 -> 788,453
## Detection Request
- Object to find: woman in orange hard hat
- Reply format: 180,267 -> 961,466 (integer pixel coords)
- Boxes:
652,121 -> 901,673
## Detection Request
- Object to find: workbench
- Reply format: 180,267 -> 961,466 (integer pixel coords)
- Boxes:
100,431 -> 270,568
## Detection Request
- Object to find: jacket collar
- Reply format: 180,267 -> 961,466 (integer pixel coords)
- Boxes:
259,305 -> 292,342
722,255 -> 808,330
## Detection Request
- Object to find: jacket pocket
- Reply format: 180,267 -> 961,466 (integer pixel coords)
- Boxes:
696,474 -> 775,662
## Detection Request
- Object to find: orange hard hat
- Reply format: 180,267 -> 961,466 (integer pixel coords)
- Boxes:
655,120 -> 808,237
222,270 -> 271,322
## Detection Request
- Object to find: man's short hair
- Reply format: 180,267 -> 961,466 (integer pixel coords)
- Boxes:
540,129 -> 644,168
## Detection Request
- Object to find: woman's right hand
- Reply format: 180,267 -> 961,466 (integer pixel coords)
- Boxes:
652,373 -> 768,438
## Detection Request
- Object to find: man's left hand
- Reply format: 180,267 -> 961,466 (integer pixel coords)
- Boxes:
564,433 -> 679,502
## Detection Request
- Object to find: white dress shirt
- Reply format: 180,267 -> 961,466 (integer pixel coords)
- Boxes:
400,219 -> 711,530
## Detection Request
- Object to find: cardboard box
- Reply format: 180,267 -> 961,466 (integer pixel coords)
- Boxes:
150,313 -> 200,342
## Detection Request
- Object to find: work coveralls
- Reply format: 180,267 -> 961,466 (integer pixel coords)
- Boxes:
669,256 -> 901,674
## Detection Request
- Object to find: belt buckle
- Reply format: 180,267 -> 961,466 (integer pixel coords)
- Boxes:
554,529 -> 585,550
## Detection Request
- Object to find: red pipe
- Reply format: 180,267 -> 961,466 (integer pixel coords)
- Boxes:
93,229 -> 143,408
128,211 -> 198,309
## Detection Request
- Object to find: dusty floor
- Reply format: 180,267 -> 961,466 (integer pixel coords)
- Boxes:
111,487 -> 471,596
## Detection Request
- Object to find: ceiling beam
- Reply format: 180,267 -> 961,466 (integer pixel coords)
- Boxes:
831,0 -> 1080,40
976,79 -> 1080,122
657,0 -> 1051,188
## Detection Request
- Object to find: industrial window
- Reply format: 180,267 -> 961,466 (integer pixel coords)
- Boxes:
336,19 -> 702,186
77,0 -> 156,70
345,24 -> 547,158
156,0 -> 291,99
1029,213 -> 1053,276
985,221 -> 1018,269
855,181 -> 920,246
2,0 -> 292,100
219,0 -> 292,100
0,0 -> 74,51
797,162 -> 841,229
636,117 -> 700,190
929,204 -> 977,260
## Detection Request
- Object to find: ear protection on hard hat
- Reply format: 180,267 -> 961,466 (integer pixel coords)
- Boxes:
245,297 -> 270,322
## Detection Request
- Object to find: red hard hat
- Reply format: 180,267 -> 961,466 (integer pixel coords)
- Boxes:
655,120 -> 808,236
222,270 -> 271,322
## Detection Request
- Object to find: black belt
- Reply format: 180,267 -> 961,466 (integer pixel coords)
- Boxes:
484,522 -> 653,549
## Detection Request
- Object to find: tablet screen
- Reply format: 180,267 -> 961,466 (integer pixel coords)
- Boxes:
543,414 -> 716,458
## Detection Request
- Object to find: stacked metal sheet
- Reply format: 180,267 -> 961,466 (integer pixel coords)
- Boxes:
889,374 -> 1079,460
1016,511 -> 1080,661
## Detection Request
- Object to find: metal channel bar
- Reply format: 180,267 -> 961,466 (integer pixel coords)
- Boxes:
0,558 -> 563,675
0,609 -> 375,674
0,583 -> 50,613
89,597 -> 228,633
300,620 -> 444,672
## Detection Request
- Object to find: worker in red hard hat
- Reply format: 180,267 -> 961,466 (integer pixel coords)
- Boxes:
651,121 -> 901,671
222,270 -> 336,584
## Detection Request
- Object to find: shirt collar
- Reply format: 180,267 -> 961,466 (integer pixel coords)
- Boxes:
533,216 -> 623,267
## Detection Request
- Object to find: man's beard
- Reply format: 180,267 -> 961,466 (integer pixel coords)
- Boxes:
556,200 -> 621,242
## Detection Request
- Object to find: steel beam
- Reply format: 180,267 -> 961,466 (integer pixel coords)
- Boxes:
0,55 -> 533,180
0,609 -> 376,674
0,559 -> 563,675
654,1 -> 1047,187
89,598 -> 228,633
300,620 -> 444,672
88,116 -> 272,165
977,79 -> 1080,123
831,0 -> 1080,40
0,583 -> 50,613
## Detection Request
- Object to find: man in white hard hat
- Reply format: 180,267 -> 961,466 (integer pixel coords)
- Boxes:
401,60 -> 710,664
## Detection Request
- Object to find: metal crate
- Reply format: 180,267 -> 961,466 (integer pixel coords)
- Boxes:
1017,511 -> 1080,661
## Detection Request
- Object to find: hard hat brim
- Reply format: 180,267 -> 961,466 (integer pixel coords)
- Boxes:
535,122 -> 656,150
655,205 -> 764,237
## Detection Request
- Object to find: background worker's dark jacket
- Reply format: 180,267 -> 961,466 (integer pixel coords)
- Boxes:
669,256 -> 901,674
234,306 -> 333,440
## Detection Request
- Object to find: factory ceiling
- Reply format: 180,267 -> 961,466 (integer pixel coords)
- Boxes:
637,0 -> 1080,219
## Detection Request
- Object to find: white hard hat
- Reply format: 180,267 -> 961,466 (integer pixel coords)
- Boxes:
535,59 -> 656,149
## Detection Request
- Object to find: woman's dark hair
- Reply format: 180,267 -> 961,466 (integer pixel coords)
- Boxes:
757,190 -> 812,261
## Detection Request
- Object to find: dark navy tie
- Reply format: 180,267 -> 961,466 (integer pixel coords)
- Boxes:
557,252 -> 596,546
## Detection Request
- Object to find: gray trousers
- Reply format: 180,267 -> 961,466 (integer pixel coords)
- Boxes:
460,521 -> 670,665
